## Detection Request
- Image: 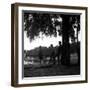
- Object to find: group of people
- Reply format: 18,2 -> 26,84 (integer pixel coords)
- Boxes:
38,41 -> 62,65
50,41 -> 62,65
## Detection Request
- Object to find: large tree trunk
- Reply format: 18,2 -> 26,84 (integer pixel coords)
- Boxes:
61,15 -> 71,65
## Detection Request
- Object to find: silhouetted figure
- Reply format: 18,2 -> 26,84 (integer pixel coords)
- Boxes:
50,44 -> 55,64
38,46 -> 43,64
57,41 -> 62,65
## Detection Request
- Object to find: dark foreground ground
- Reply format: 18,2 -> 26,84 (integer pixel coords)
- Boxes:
24,63 -> 80,77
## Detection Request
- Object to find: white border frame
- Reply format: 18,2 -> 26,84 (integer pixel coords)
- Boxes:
18,6 -> 86,84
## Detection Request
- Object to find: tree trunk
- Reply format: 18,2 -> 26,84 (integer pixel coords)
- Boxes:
61,15 -> 71,65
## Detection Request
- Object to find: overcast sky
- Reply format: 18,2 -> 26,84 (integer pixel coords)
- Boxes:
24,31 -> 62,50
24,30 -> 81,50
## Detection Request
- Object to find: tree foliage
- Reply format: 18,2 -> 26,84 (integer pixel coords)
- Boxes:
24,12 -> 80,42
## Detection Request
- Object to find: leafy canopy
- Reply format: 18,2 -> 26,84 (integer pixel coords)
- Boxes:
24,12 -> 80,42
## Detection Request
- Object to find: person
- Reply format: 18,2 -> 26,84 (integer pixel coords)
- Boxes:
38,46 -> 43,64
50,44 -> 55,64
57,41 -> 62,65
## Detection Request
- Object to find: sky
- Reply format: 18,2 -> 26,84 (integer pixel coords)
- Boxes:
24,31 -> 62,50
24,29 -> 81,50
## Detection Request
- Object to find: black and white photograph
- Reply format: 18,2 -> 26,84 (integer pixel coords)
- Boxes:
11,3 -> 87,86
23,12 -> 81,77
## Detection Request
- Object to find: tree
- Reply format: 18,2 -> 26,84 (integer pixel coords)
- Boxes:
24,12 -> 80,65
61,15 -> 80,65
24,13 -> 63,41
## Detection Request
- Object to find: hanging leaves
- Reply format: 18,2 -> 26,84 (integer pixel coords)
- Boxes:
24,12 -> 80,42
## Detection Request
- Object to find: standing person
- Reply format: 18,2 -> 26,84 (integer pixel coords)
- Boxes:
38,46 -> 43,64
57,41 -> 62,65
50,44 -> 55,64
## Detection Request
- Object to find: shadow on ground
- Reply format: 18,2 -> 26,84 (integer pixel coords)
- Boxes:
24,63 -> 80,77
